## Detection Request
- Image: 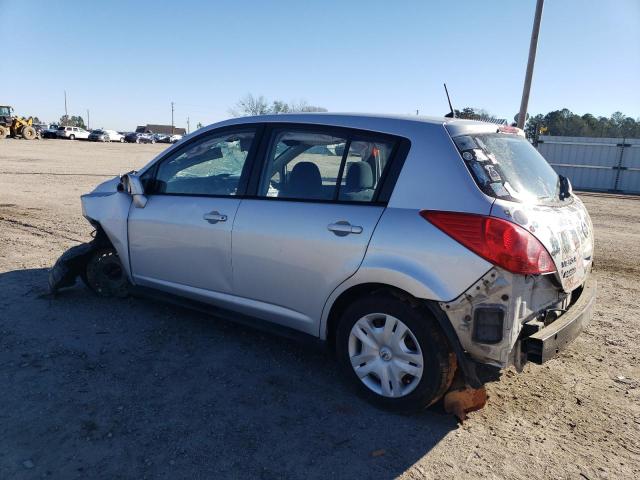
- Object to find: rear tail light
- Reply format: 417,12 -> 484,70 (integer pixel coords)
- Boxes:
420,211 -> 555,275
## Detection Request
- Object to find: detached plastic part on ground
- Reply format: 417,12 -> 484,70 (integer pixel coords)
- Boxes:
443,386 -> 488,422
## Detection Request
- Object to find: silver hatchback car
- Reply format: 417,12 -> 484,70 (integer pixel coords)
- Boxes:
50,114 -> 596,412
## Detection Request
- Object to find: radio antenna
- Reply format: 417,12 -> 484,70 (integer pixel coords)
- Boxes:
444,83 -> 456,118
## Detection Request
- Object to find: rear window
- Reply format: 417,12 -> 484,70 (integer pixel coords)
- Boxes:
453,133 -> 560,204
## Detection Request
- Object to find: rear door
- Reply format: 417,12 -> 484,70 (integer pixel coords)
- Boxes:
128,125 -> 260,296
231,124 -> 405,335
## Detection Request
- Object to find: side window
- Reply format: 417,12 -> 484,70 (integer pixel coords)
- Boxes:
153,129 -> 255,196
258,128 -> 397,203
338,139 -> 395,202
258,130 -> 347,200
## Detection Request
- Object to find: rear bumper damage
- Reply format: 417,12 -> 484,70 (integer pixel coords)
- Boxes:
441,267 -> 595,369
523,278 -> 596,364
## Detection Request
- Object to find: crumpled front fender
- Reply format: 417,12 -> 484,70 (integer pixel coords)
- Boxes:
80,176 -> 133,281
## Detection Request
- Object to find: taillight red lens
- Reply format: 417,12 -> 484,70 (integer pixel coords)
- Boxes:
420,211 -> 555,275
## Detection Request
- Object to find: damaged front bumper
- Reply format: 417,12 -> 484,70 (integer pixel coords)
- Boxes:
523,278 -> 596,364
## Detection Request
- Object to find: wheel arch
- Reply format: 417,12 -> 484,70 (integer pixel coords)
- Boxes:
322,280 -> 484,388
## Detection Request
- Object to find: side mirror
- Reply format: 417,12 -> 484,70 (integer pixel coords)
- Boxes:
120,173 -> 148,208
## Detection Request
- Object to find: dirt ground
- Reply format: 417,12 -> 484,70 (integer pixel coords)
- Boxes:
1,139 -> 639,480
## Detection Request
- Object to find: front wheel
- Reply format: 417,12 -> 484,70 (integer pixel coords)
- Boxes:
81,248 -> 129,298
336,293 -> 456,412
119,137 -> 124,143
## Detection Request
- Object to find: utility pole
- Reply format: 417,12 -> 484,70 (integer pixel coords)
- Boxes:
517,0 -> 544,129
87,109 -> 90,130
171,102 -> 175,135
64,90 -> 68,118
186,116 -> 190,134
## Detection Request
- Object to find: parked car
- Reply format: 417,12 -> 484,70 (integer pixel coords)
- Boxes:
153,133 -> 170,143
56,126 -> 90,140
33,124 -> 49,139
49,114 -> 596,412
168,134 -> 183,143
41,124 -> 60,139
125,132 -> 156,144
89,129 -> 125,142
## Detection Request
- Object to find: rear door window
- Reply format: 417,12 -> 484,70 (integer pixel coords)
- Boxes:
453,132 -> 561,204
338,140 -> 395,202
259,130 -> 346,200
257,127 -> 398,203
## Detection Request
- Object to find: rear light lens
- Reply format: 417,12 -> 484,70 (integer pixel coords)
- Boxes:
420,211 -> 555,275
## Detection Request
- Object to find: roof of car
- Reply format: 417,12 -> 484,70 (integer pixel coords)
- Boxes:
223,112 -> 468,124
203,112 -> 500,138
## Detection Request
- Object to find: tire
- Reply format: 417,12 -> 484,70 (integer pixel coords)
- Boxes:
81,248 -> 129,298
336,292 -> 456,412
22,126 -> 36,140
119,137 -> 124,143
0,127 -> 7,140
69,134 -> 75,140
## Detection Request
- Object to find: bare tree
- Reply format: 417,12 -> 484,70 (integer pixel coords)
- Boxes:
288,99 -> 327,113
229,94 -> 327,117
229,94 -> 271,117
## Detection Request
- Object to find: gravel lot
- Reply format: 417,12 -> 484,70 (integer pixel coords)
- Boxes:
1,139 -> 639,479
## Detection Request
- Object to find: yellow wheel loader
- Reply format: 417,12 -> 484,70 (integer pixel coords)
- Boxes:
0,105 -> 37,140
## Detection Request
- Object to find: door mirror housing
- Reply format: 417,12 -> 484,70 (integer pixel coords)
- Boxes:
120,173 -> 148,208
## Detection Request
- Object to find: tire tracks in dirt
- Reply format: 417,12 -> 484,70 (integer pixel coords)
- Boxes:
0,215 -> 85,244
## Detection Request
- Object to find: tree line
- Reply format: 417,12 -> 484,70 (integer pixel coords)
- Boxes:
524,109 -> 640,142
229,94 -> 327,117
454,107 -> 639,140
28,100 -> 640,141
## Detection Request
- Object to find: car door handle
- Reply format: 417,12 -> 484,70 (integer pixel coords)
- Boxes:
328,221 -> 363,236
203,211 -> 228,224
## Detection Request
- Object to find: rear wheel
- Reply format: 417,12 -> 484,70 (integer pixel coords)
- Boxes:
69,134 -> 75,140
336,293 -> 456,412
22,126 -> 36,140
81,248 -> 129,298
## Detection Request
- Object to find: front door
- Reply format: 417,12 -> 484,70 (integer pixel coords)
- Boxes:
232,126 -> 400,335
128,126 -> 259,296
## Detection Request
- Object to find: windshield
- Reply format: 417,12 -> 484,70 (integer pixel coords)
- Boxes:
92,130 -> 104,134
453,133 -> 561,204
0,107 -> 11,116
